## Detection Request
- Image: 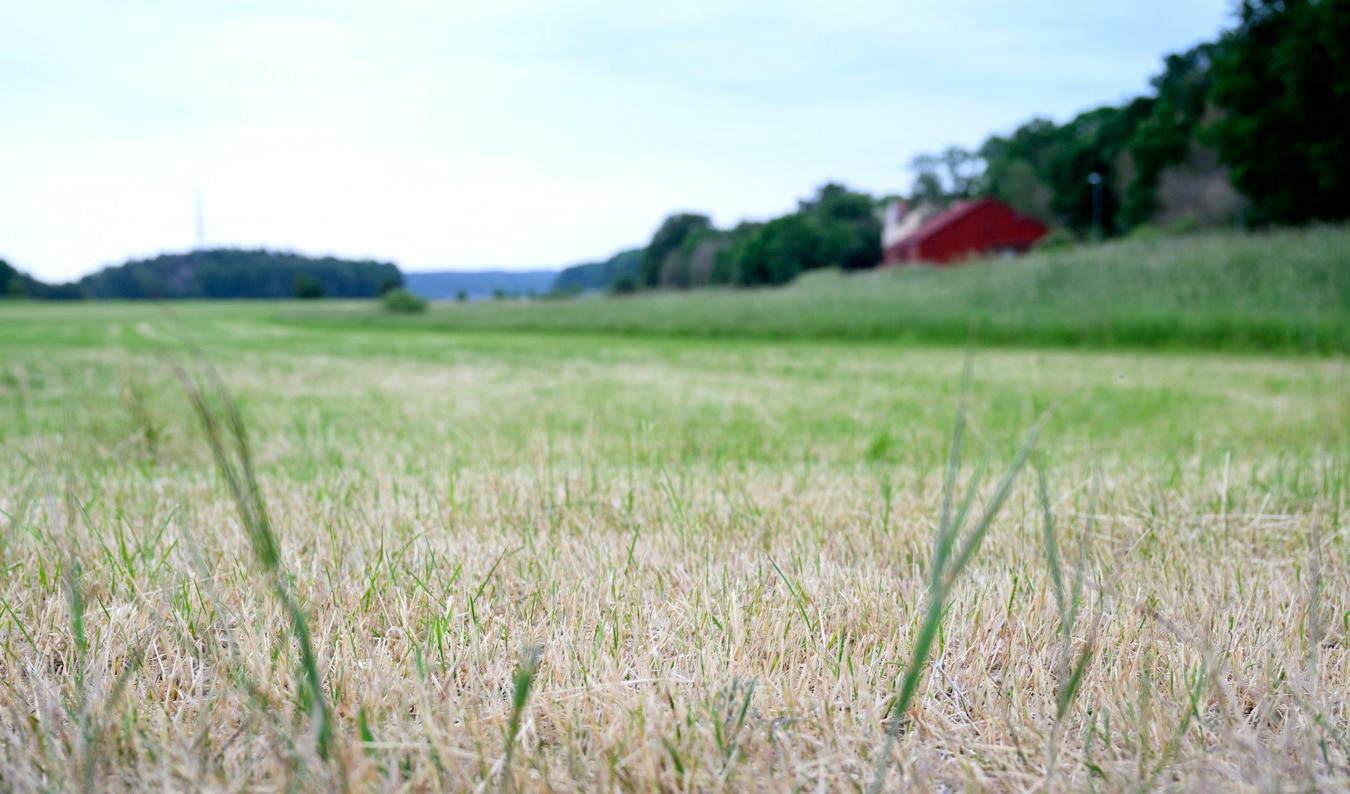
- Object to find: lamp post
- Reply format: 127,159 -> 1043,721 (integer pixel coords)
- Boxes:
1087,172 -> 1103,241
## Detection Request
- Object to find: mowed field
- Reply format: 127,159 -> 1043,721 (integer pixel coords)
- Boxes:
0,300 -> 1347,791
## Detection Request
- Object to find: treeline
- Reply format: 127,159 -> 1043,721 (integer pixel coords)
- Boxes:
621,0 -> 1349,292
2,248 -> 403,300
911,0 -> 1349,236
636,184 -> 881,290
554,248 -> 643,293
2,258 -> 84,299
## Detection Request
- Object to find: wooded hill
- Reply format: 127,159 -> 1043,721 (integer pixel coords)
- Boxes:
2,249 -> 402,300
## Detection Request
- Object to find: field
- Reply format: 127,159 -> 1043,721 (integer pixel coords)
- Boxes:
305,225 -> 1350,353
0,297 -> 1348,791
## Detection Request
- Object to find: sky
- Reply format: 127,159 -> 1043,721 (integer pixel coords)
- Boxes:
2,1 -> 1233,281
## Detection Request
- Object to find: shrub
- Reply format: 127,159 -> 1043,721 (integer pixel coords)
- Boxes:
381,288 -> 428,314
293,275 -> 325,299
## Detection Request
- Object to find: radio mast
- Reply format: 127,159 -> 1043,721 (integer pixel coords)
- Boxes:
194,191 -> 206,250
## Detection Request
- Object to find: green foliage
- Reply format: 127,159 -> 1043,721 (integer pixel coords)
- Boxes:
554,248 -> 643,292
77,248 -> 401,299
639,214 -> 712,288
643,183 -> 881,289
0,256 -> 84,300
1,258 -> 25,297
1119,45 -> 1217,227
978,100 -> 1153,236
909,147 -> 984,203
921,0 -> 1350,235
381,288 -> 428,314
1209,0 -> 1350,224
292,274 -> 325,299
722,213 -> 820,286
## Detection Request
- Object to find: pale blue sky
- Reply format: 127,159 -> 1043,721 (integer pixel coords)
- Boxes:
2,1 -> 1232,280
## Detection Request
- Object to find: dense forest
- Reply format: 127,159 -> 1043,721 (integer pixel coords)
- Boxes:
622,0 -> 1349,292
2,248 -> 399,301
3,249 -> 403,300
83,249 -> 403,299
633,184 -> 880,290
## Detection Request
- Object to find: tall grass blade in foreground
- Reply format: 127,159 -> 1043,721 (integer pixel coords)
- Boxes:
869,390 -> 1041,793
1037,466 -> 1097,782
174,363 -> 335,763
63,560 -> 94,794
502,643 -> 543,791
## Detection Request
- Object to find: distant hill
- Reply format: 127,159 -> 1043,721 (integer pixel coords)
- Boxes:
403,270 -> 558,300
1,257 -> 83,299
72,248 -> 402,299
554,248 -> 643,292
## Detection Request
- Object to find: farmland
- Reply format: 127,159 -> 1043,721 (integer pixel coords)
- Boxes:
309,225 -> 1350,353
0,298 -> 1347,790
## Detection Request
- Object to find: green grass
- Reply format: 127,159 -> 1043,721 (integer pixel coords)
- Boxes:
286,225 -> 1350,353
0,300 -> 1347,789
1,301 -> 1345,468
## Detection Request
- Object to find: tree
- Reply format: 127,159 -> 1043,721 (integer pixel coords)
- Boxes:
710,184 -> 882,287
908,147 -> 984,202
1,258 -> 24,296
76,249 -> 402,299
1209,0 -> 1350,223
639,213 -> 712,288
0,257 -> 85,299
729,213 -> 821,286
1120,45 -> 1217,227
801,183 -> 882,270
974,101 -> 1152,236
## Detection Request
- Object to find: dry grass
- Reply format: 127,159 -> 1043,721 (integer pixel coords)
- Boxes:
0,304 -> 1346,791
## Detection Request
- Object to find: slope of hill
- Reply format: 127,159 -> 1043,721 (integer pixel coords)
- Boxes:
1,257 -> 83,299
78,249 -> 402,299
553,248 -> 643,292
403,270 -> 558,300
300,225 -> 1350,353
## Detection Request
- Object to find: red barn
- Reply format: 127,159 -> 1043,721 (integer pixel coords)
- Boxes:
883,197 -> 1048,265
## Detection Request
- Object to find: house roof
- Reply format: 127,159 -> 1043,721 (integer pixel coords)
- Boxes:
895,197 -> 996,246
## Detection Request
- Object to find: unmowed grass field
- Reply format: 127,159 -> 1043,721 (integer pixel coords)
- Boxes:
297,225 -> 1350,353
1,236 -> 1348,791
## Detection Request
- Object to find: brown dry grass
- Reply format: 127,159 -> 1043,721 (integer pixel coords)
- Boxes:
0,304 -> 1346,791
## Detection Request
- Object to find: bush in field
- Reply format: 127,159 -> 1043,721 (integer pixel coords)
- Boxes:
293,274 -> 325,299
381,288 -> 427,314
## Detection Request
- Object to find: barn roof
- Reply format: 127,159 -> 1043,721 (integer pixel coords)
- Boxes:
895,197 -> 996,246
